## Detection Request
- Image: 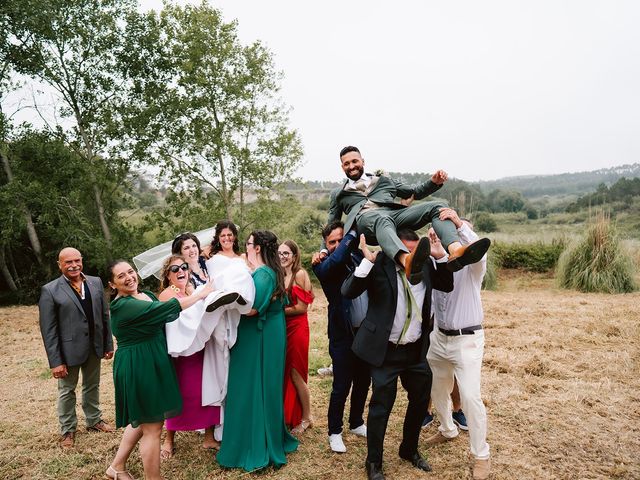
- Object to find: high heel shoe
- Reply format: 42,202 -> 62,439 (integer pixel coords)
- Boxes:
291,419 -> 313,435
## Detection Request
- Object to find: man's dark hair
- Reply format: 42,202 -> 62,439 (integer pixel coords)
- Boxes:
339,145 -> 360,159
397,228 -> 419,242
322,221 -> 344,240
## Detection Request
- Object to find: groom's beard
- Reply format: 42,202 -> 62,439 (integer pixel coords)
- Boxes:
346,167 -> 364,181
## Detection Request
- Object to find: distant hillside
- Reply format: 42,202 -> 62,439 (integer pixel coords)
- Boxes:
476,164 -> 640,198
290,164 -> 640,202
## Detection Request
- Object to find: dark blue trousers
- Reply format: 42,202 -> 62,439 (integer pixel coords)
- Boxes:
327,334 -> 371,435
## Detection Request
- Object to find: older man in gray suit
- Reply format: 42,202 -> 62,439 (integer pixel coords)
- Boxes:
39,247 -> 114,448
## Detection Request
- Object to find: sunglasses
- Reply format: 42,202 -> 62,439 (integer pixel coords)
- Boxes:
168,263 -> 189,273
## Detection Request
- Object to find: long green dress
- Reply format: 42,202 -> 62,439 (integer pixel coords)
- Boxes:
110,291 -> 183,428
216,266 -> 299,471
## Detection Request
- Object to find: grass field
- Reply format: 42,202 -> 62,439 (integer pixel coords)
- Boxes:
1,271 -> 639,479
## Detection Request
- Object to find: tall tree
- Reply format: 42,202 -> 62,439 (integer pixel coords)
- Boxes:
126,2 -> 303,226
1,6 -> 49,281
5,0 -> 139,253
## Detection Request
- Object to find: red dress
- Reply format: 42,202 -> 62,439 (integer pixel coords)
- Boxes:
283,284 -> 314,427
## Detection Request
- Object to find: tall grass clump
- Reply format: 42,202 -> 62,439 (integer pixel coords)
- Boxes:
482,253 -> 498,290
556,213 -> 637,293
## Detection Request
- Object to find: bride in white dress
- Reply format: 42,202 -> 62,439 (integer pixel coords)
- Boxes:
133,222 -> 255,441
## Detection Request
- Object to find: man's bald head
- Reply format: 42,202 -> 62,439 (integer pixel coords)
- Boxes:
58,247 -> 83,281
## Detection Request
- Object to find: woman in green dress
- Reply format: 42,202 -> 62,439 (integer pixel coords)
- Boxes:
105,260 -> 214,480
216,230 -> 299,471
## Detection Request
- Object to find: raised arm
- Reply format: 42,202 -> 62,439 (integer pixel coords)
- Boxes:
340,235 -> 378,299
313,231 -> 357,281
439,207 -> 487,278
394,170 -> 447,200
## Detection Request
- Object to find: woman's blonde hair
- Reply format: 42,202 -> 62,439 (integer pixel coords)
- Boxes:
159,254 -> 188,291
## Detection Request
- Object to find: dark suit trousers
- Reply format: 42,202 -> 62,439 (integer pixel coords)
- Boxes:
328,334 -> 371,435
366,339 -> 431,466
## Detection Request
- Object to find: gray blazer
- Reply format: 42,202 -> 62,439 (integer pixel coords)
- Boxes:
38,275 -> 113,368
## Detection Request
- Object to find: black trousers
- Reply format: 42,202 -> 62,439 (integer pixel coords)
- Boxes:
328,334 -> 371,435
366,339 -> 431,466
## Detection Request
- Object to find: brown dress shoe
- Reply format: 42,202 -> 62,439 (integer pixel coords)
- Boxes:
425,431 -> 456,446
473,457 -> 491,479
88,420 -> 115,433
60,432 -> 75,449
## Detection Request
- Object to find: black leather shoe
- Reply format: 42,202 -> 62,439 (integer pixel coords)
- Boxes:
205,292 -> 240,312
405,237 -> 430,284
365,460 -> 385,480
400,451 -> 432,472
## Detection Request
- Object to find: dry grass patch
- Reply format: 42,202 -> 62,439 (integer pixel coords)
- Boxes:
1,274 -> 639,479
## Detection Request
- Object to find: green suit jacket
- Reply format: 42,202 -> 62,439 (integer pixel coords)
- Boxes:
327,174 -> 443,234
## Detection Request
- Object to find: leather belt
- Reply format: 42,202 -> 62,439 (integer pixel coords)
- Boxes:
438,325 -> 483,336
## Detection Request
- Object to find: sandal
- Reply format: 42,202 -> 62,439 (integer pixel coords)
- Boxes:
160,445 -> 175,461
291,419 -> 313,435
106,465 -> 135,480
202,439 -> 221,451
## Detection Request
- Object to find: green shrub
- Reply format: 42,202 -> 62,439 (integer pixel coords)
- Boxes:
481,253 -> 498,290
556,214 -> 637,293
473,212 -> 498,233
492,240 -> 565,272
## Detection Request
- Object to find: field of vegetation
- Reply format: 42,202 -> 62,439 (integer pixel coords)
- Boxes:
1,270 -> 639,479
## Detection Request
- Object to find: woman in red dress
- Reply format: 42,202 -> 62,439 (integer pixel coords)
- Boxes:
279,240 -> 314,435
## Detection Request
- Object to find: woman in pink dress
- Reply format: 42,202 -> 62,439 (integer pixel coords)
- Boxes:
279,240 -> 314,434
159,255 -> 220,459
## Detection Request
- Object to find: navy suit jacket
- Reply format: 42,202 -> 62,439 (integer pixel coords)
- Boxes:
313,232 -> 362,343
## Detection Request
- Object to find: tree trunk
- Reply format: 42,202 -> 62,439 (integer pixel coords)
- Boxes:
91,180 -> 112,250
217,154 -> 232,221
0,148 -> 49,273
0,246 -> 18,292
75,118 -> 113,252
6,247 -> 18,282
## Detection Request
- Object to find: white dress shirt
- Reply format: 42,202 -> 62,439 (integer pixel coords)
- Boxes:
353,258 -> 426,345
432,223 -> 487,331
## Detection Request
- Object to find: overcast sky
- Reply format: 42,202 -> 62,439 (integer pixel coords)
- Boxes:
126,2 -> 640,181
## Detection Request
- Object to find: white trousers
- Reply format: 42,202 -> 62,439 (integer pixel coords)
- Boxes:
427,328 -> 490,459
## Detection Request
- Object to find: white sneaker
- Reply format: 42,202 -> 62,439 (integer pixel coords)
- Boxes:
317,365 -> 333,376
349,424 -> 367,437
329,433 -> 347,453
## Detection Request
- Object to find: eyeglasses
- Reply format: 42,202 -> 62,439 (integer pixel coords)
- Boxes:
278,251 -> 292,258
168,263 -> 189,273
